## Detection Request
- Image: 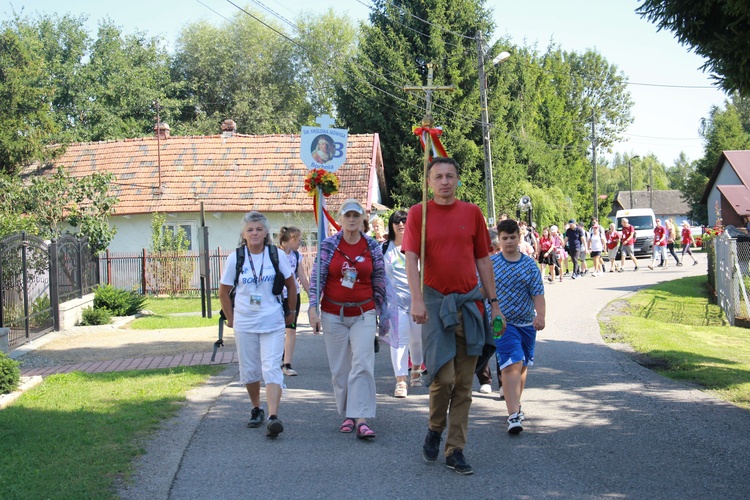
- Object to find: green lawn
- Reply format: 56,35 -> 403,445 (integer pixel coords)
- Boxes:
603,275 -> 750,409
130,294 -> 308,330
0,366 -> 225,499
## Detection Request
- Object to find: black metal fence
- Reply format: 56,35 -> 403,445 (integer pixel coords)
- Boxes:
99,247 -> 316,295
0,233 -> 99,350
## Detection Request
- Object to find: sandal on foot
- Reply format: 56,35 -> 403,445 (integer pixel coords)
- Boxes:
356,422 -> 376,440
339,418 -> 355,433
410,370 -> 423,387
394,381 -> 408,398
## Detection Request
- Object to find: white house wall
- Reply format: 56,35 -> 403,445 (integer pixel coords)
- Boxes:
707,159 -> 741,227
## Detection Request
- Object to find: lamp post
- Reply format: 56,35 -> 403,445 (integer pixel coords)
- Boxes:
478,31 -> 510,227
627,155 -> 640,208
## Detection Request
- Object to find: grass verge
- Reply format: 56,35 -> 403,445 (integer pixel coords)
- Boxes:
0,365 -> 225,498
603,275 -> 750,409
131,294 -> 308,330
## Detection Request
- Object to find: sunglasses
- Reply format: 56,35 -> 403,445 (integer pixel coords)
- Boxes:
392,217 -> 407,224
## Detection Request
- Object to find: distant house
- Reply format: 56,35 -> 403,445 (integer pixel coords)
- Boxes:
700,150 -> 750,228
27,120 -> 388,252
608,189 -> 690,224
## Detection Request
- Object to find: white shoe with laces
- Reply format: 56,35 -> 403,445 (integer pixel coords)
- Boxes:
479,384 -> 492,394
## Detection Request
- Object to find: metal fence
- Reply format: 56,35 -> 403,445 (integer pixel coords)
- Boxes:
0,233 -> 99,349
710,233 -> 750,325
99,246 -> 317,295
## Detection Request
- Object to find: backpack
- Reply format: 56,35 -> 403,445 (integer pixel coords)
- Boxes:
220,244 -> 285,319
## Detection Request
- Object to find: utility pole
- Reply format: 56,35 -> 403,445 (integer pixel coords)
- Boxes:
404,63 -> 454,290
154,100 -> 162,194
649,162 -> 654,209
628,155 -> 640,208
591,110 -> 598,220
477,31 -> 496,226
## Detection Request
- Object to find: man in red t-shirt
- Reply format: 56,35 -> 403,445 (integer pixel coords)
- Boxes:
618,218 -> 639,272
648,218 -> 669,270
402,157 -> 501,476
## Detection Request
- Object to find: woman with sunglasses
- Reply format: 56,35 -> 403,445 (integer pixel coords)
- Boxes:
382,210 -> 424,398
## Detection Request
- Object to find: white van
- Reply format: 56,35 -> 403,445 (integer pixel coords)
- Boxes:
615,208 -> 657,256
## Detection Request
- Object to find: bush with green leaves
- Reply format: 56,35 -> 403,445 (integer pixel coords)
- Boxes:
93,284 -> 147,316
0,351 -> 21,395
80,306 -> 112,326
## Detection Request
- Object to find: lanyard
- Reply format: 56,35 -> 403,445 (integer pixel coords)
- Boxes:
247,249 -> 265,289
336,243 -> 369,267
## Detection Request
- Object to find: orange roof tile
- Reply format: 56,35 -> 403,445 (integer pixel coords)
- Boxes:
31,133 -> 385,215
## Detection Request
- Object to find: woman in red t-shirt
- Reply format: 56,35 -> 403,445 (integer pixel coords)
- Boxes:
538,227 -> 558,283
308,199 -> 390,440
605,223 -> 621,272
680,220 -> 698,266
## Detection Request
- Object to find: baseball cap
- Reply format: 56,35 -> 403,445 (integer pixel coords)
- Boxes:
339,199 -> 365,215
568,219 -> 576,224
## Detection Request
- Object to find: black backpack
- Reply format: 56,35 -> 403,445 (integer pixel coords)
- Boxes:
220,244 -> 285,319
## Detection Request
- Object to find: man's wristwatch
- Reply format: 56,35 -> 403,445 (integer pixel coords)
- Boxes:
488,298 -> 498,304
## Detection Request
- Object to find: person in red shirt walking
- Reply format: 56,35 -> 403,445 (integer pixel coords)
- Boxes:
648,218 -> 669,270
619,218 -> 639,272
605,223 -> 620,272
680,220 -> 699,266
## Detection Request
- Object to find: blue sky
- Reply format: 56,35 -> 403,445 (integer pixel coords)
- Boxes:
3,0 -> 728,167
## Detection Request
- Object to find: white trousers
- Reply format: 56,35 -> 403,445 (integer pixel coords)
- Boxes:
390,307 -> 423,377
235,328 -> 285,386
322,310 -> 377,418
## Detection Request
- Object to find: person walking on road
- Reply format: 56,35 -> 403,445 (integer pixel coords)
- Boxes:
648,219 -> 669,270
308,199 -> 395,441
382,209 -> 424,398
403,157 -> 500,476
619,218 -> 639,272
278,227 -> 311,377
665,219 -> 681,266
564,220 -> 585,278
218,211 -> 297,438
588,218 -> 605,276
492,219 -> 546,434
680,220 -> 699,266
605,223 -> 621,272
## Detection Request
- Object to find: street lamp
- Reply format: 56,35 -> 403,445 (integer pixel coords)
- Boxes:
627,155 -> 640,208
478,31 -> 510,226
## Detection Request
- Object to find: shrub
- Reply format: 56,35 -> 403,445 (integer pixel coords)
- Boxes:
93,285 -> 147,316
0,351 -> 21,395
80,306 -> 112,326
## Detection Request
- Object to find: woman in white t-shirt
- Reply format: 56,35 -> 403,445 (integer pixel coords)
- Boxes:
219,212 -> 296,437
278,226 -> 311,377
588,219 -> 606,277
382,210 -> 424,398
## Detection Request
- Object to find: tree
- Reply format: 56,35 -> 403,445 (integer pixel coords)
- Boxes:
0,27 -> 60,174
637,0 -> 750,95
171,10 -> 312,135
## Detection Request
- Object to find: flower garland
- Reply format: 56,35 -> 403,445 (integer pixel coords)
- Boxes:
304,168 -> 340,197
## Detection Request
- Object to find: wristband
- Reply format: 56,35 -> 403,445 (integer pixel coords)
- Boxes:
288,309 -> 297,315
488,298 -> 498,304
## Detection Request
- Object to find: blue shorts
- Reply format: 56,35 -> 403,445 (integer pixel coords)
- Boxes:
495,323 -> 536,370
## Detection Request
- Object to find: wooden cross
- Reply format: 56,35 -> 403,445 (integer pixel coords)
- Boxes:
403,63 -> 455,290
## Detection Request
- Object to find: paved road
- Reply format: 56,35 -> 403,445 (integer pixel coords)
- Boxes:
120,254 -> 750,499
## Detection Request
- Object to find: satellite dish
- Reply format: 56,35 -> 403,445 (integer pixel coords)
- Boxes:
518,195 -> 531,208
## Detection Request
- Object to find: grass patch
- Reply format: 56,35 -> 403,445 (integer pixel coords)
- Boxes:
604,275 -> 750,409
0,365 -> 225,499
131,294 -> 308,330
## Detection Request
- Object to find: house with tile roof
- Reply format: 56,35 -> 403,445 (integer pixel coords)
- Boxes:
28,121 -> 388,252
700,150 -> 750,228
608,189 -> 691,225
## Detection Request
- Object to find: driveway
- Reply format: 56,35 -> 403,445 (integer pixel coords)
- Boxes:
121,253 -> 750,499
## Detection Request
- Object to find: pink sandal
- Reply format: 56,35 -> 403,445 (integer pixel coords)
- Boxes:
339,418 -> 355,433
356,422 -> 376,440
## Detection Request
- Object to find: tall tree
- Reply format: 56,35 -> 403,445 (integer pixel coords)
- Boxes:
171,10 -> 312,135
637,0 -> 750,95
0,27 -> 60,174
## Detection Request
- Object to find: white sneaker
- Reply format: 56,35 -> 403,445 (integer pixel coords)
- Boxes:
281,364 -> 297,376
479,384 -> 492,394
507,413 -> 523,434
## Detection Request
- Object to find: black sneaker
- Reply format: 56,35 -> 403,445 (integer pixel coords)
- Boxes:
422,429 -> 442,462
266,416 -> 284,438
247,407 -> 265,428
507,413 -> 523,434
445,449 -> 473,475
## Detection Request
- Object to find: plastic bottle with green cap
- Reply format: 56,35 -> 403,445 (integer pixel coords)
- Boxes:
492,315 -> 504,338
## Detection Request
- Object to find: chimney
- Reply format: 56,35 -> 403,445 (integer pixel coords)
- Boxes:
221,119 -> 237,138
154,122 -> 170,140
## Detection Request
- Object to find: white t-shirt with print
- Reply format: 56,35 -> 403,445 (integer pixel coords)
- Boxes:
220,246 -> 292,333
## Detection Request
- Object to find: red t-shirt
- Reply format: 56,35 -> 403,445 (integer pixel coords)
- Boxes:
606,230 -> 620,250
654,225 -> 666,246
321,237 -> 376,316
621,225 -> 635,245
539,236 -> 553,253
402,199 -> 490,295
681,227 -> 692,245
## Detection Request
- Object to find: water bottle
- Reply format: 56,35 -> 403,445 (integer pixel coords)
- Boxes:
492,315 -> 504,338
